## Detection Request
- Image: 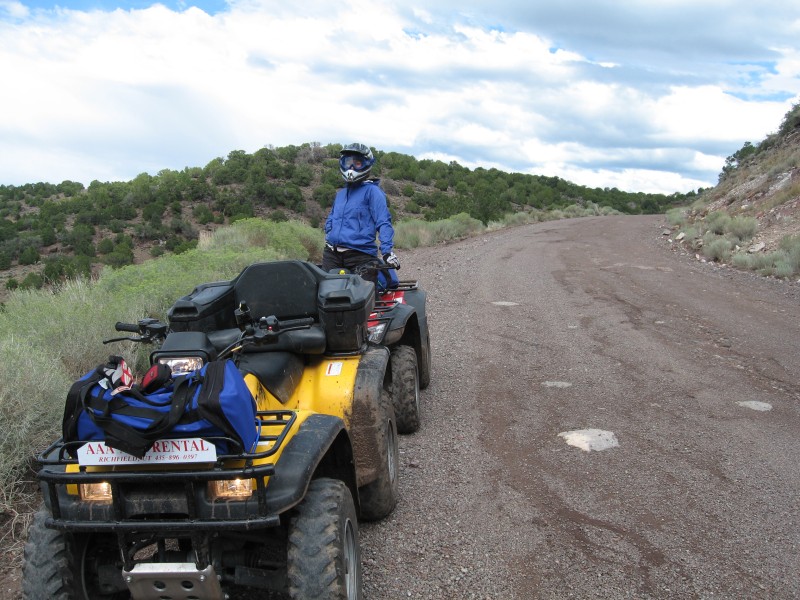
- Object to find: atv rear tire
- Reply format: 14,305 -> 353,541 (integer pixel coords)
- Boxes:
287,478 -> 362,600
358,388 -> 399,520
391,345 -> 420,434
23,507 -> 127,600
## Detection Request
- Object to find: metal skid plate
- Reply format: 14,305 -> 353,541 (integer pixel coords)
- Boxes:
124,563 -> 226,600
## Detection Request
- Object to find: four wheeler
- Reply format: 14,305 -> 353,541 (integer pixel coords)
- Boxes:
362,263 -> 432,434
23,260 -> 401,600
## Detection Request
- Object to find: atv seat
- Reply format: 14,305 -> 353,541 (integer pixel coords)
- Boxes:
233,261 -> 322,322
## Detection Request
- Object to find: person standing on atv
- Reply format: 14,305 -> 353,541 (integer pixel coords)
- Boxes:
323,142 -> 400,284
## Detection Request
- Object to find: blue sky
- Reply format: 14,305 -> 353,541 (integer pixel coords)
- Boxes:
1,0 -> 798,193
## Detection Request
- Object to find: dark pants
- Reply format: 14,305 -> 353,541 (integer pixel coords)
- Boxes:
322,247 -> 378,284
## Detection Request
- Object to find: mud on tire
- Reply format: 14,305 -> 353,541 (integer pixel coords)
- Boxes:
287,478 -> 362,600
357,388 -> 399,520
391,345 -> 420,434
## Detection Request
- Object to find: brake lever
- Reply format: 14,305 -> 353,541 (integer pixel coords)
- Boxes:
102,335 -> 144,344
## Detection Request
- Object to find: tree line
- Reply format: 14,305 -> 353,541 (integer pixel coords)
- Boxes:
0,142 -> 692,291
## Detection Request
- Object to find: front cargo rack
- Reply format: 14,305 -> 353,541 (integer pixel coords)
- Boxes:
36,410 -> 297,538
39,410 -> 296,467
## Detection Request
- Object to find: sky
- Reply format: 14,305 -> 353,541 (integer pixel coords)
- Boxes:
1,1 -> 799,194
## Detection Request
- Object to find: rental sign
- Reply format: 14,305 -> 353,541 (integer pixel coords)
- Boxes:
77,438 -> 217,466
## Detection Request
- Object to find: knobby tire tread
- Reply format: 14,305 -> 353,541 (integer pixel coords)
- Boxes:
287,478 -> 362,599
358,388 -> 399,521
391,345 -> 420,434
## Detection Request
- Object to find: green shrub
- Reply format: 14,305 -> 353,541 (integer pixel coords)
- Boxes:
731,253 -> 754,269
18,246 -> 39,265
774,258 -> 794,278
728,235 -> 800,277
724,216 -> 758,242
20,272 -> 44,289
394,212 -> 485,249
778,233 -> 800,255
312,184 -> 336,209
705,211 -> 731,235
193,204 -> 214,225
208,218 -> 323,262
97,237 -> 115,254
703,234 -> 733,262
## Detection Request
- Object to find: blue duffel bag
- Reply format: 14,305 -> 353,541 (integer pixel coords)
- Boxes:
62,357 -> 258,458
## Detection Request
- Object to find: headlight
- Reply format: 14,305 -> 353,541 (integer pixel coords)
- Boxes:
158,356 -> 204,375
368,323 -> 386,343
209,478 -> 253,500
80,482 -> 112,502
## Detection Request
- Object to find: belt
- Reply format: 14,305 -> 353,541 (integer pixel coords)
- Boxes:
326,243 -> 352,253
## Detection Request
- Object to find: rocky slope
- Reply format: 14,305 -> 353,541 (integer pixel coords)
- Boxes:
671,125 -> 800,259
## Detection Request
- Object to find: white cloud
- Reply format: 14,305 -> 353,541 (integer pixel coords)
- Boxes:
0,0 -> 798,193
0,0 -> 28,18
654,86 -> 788,143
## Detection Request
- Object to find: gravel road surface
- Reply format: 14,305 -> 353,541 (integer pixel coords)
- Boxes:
360,215 -> 800,599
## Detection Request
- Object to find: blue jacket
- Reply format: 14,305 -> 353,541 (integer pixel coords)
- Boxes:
325,180 -> 394,256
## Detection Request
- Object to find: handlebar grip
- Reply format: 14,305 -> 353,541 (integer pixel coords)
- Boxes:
280,317 -> 315,329
115,322 -> 140,333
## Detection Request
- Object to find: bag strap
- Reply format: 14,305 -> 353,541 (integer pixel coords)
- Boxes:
196,360 -> 243,447
62,364 -> 108,444
83,375 -> 199,458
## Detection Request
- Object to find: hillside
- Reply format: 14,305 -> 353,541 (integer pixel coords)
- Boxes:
0,144 -> 686,298
664,103 -> 800,278
701,132 -> 800,251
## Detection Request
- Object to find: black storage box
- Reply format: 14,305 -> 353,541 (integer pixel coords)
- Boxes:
318,276 -> 375,352
167,281 -> 237,333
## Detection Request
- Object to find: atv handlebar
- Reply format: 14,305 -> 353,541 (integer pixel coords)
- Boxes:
115,321 -> 140,333
218,315 -> 316,360
350,259 -> 399,278
104,319 -> 169,345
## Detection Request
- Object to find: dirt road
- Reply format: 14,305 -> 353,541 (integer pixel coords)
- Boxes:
361,215 -> 800,599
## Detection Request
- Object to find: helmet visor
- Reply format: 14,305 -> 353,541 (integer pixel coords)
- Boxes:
340,154 -> 368,171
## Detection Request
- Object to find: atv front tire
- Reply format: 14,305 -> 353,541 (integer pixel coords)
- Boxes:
23,507 -> 127,600
391,345 -> 420,434
287,478 -> 362,600
358,388 -> 399,520
419,330 -> 432,390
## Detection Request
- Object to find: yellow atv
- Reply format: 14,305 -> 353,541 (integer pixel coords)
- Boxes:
23,260 -> 399,599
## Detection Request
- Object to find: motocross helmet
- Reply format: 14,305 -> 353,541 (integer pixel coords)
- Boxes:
339,142 -> 375,183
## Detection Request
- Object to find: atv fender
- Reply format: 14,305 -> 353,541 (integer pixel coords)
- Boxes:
385,288 -> 429,349
265,413 -> 358,514
383,303 -> 417,346
401,288 -> 428,324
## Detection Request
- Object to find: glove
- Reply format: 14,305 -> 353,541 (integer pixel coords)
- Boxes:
383,252 -> 400,269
